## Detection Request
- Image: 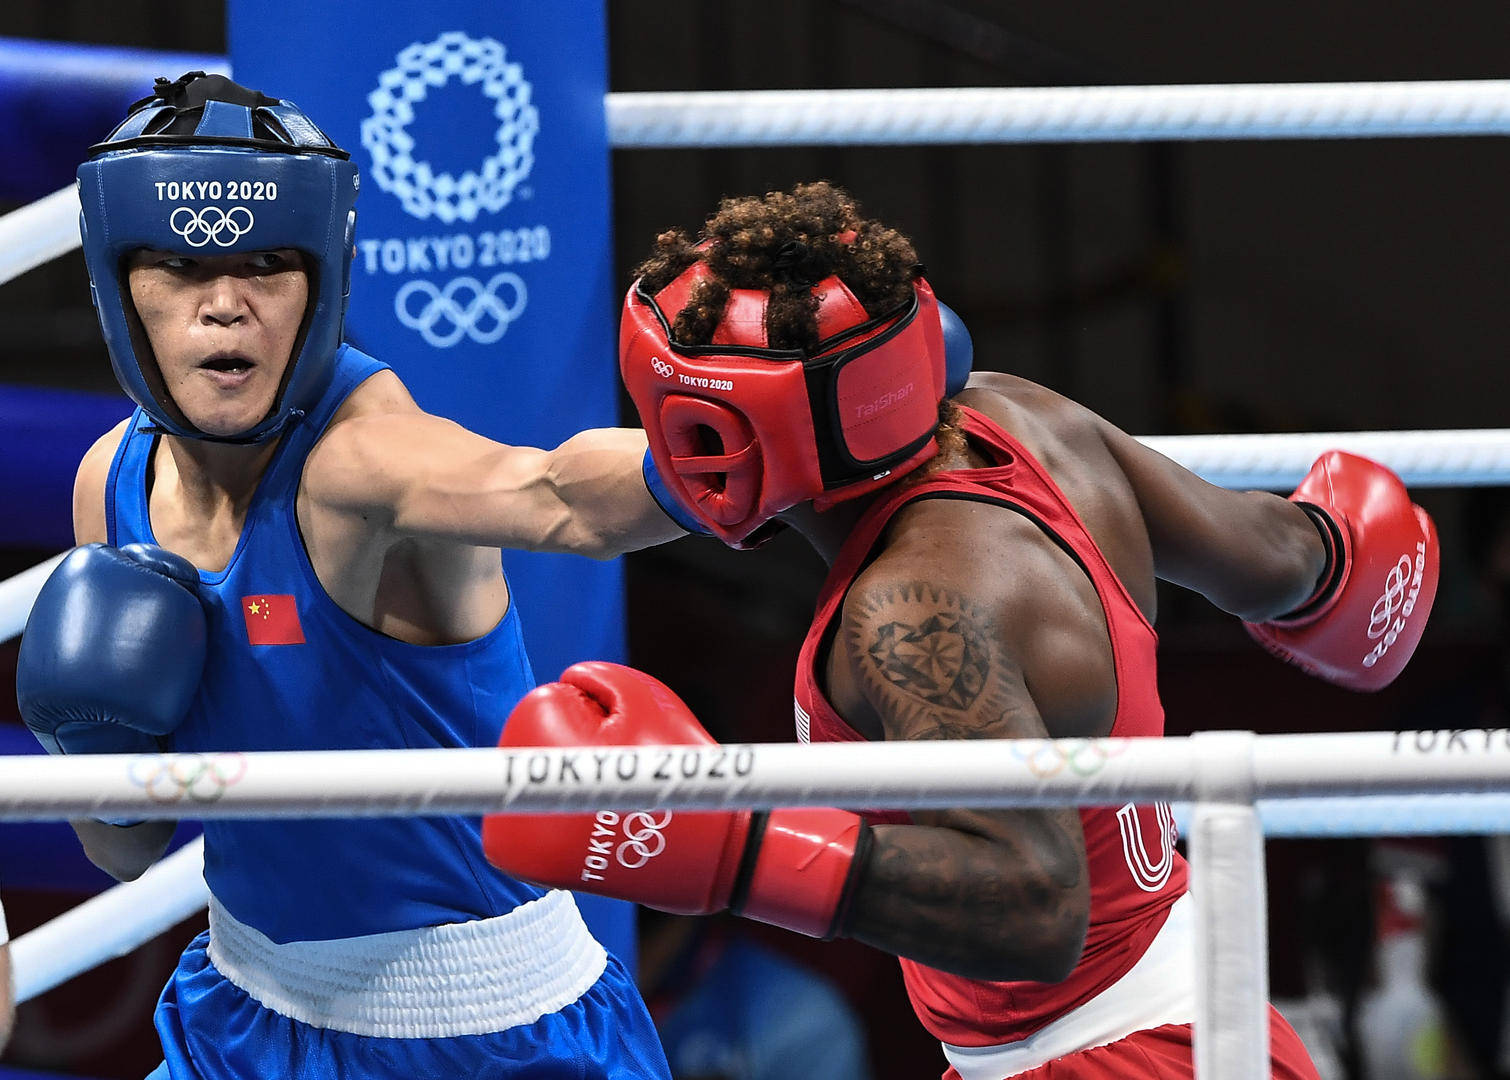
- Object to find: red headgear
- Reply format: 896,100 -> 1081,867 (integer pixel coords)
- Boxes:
620,262 -> 948,548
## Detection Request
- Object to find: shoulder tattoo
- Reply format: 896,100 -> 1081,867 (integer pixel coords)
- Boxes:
847,581 -> 1034,741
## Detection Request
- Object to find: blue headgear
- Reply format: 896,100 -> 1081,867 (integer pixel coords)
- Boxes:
77,72 -> 359,442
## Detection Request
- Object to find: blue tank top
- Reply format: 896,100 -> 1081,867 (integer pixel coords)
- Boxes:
105,345 -> 545,943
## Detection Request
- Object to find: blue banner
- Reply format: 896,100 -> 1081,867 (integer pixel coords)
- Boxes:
229,2 -> 622,684
228,1 -> 634,968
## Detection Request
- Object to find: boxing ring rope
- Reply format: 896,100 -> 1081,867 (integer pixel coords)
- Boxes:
0,429 -> 1502,638
605,81 -> 1510,147
0,552 -> 64,641
1,432 -> 1508,829
1,732 -> 1507,820
0,732 -> 1505,1078
0,186 -> 83,288
6,78 -> 1510,287
10,838 -> 208,1003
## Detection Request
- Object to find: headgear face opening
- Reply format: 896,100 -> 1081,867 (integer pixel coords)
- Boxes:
621,262 -> 961,549
77,72 -> 359,443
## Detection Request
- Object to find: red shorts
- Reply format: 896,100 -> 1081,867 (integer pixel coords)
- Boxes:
942,1007 -> 1320,1080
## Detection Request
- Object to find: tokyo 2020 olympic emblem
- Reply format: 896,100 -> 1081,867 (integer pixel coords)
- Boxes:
361,31 -> 539,224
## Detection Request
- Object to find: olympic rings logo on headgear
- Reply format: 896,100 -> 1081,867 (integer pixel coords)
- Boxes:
127,753 -> 249,805
1368,554 -> 1417,640
615,810 -> 672,869
650,358 -> 674,379
1010,738 -> 1126,778
394,273 -> 528,348
169,206 -> 255,248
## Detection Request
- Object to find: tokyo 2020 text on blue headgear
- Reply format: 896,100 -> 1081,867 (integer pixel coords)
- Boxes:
77,71 -> 359,442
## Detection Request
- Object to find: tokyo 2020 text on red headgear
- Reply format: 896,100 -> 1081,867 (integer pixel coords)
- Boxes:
621,248 -> 970,549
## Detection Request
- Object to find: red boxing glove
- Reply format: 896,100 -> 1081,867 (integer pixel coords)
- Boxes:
481,662 -> 870,939
1245,451 -> 1438,691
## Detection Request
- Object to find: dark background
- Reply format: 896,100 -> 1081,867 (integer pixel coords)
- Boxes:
1,2 -> 1507,1078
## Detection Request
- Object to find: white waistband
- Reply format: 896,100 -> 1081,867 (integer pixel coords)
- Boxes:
943,892 -> 1196,1080
207,890 -> 607,1038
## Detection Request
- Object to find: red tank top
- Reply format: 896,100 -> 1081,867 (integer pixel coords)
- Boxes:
794,405 -> 1189,1046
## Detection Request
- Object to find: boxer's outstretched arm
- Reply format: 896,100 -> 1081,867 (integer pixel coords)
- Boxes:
1100,420 -> 1439,690
304,412 -> 687,559
1095,419 -> 1328,621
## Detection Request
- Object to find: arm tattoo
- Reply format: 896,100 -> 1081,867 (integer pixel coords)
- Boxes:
842,580 -> 1090,980
862,588 -> 990,709
848,581 -> 1036,741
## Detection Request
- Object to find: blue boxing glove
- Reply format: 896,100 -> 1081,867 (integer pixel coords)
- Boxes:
642,447 -> 712,536
938,300 -> 973,397
17,543 -> 206,758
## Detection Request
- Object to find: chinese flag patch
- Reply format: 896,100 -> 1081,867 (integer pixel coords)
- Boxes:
241,595 -> 305,646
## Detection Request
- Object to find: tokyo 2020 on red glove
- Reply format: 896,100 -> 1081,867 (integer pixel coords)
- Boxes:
1246,451 -> 1438,691
482,661 -> 870,938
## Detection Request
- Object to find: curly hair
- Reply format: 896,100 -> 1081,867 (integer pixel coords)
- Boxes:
632,181 -> 921,351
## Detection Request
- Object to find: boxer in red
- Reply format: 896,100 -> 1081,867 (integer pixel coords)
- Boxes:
484,182 -> 1439,1078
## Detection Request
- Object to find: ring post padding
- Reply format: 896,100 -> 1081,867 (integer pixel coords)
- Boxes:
1190,803 -> 1268,1080
1189,731 -> 1266,1080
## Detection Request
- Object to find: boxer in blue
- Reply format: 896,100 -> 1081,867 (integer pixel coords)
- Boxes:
16,72 -> 681,1079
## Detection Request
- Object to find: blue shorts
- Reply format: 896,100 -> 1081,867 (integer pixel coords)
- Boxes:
147,911 -> 670,1080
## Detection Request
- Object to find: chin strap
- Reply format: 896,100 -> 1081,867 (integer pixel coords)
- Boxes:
136,409 -> 304,445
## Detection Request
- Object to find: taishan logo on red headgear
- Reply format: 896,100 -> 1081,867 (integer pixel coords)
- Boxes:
241,595 -> 305,646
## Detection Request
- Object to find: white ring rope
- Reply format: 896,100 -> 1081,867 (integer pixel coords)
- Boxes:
1175,794 -> 1510,837
0,551 -> 64,642
1139,429 -> 1510,490
6,79 -> 1510,286
10,837 -> 208,1003
606,81 -> 1510,148
0,428 -> 1503,644
12,793 -> 1504,1003
0,731 -> 1504,821
0,186 -> 80,288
